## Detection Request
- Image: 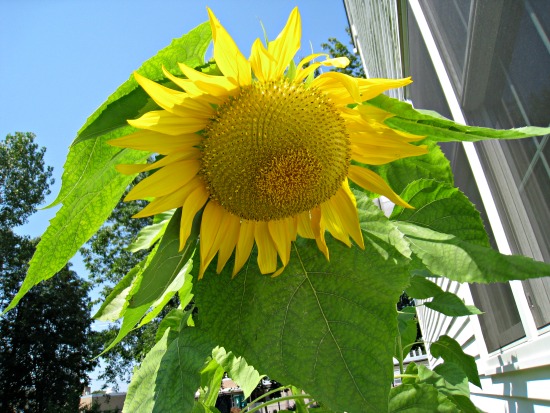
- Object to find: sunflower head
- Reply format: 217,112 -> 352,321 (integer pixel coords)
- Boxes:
110,7 -> 427,278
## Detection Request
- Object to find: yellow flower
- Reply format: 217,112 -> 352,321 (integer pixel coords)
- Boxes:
110,8 -> 427,278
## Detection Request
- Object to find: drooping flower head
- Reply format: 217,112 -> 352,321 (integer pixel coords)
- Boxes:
111,8 -> 427,278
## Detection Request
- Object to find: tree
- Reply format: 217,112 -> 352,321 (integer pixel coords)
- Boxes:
321,27 -> 366,78
0,132 -> 95,412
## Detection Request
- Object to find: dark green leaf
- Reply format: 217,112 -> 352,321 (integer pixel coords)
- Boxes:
425,292 -> 483,317
406,275 -> 444,299
195,230 -> 410,413
430,336 -> 480,388
396,310 -> 418,361
366,95 -> 550,143
102,209 -> 198,354
389,383 -> 459,412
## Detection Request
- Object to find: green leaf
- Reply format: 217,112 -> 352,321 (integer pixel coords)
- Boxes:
72,22 -> 211,146
4,128 -> 149,314
366,95 -> 550,143
391,179 -> 489,247
195,231 -> 410,413
102,209 -> 198,354
406,275 -> 444,299
355,190 -> 412,260
425,292 -> 483,317
155,308 -> 189,343
124,327 -> 214,413
389,383 -> 459,412
393,179 -> 550,284
374,141 -> 454,194
417,363 -> 480,413
128,210 -> 175,252
396,310 -> 418,361
430,335 -> 481,388
94,259 -> 144,321
199,357 -> 225,407
212,347 -> 265,398
4,23 -> 212,314
138,253 -> 193,327
397,221 -> 550,283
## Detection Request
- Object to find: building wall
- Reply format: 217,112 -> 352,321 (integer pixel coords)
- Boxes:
344,0 -> 550,411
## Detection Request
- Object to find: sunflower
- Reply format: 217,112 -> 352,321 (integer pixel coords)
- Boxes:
110,8 -> 427,278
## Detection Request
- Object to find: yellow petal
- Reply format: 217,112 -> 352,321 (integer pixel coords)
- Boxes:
109,130 -> 202,154
255,221 -> 278,274
128,110 -> 208,135
348,165 -> 412,208
249,38 -> 276,82
116,149 -> 200,175
320,198 -> 351,247
125,159 -> 201,201
329,182 -> 364,249
267,7 -> 302,80
179,185 -> 209,250
233,220 -> 255,277
132,177 -> 203,218
134,72 -> 212,118
207,8 -> 251,86
352,142 -> 428,165
268,218 -> 293,266
216,212 -> 240,274
175,63 -> 239,97
356,77 -> 412,101
294,56 -> 350,83
199,201 -> 226,278
297,211 -> 315,239
311,207 -> 329,260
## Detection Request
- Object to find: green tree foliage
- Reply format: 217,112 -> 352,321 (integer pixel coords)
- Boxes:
321,27 -> 365,78
0,132 -> 95,412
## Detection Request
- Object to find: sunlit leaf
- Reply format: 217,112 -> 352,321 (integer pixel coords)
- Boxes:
389,383 -> 459,412
367,95 -> 550,143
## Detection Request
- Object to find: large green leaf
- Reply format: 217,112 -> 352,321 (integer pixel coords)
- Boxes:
194,232 -> 410,413
367,95 -> 550,143
4,23 -> 212,313
124,326 -> 214,413
430,336 -> 480,388
397,221 -> 550,283
391,179 -> 489,247
405,275 -> 444,299
102,209 -> 198,354
389,383 -> 459,412
393,179 -> 550,283
4,128 -> 149,313
374,141 -> 454,194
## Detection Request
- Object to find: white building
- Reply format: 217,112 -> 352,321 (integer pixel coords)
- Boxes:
343,1 -> 550,411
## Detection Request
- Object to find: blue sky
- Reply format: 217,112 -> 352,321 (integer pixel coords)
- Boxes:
0,0 -> 350,390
